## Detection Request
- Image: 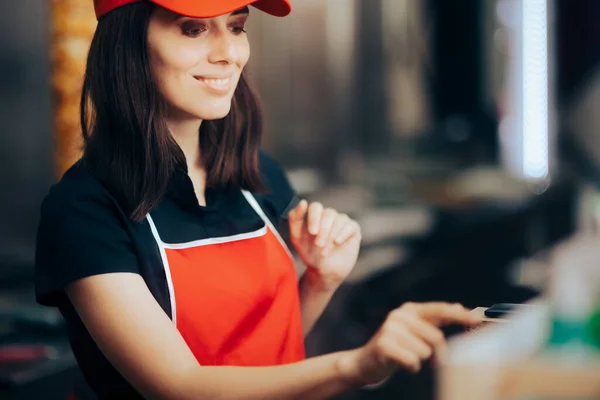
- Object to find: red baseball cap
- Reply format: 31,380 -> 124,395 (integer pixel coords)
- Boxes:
94,0 -> 292,20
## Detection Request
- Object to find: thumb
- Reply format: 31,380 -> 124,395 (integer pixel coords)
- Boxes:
288,199 -> 308,240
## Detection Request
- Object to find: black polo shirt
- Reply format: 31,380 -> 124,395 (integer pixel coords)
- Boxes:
34,150 -> 298,398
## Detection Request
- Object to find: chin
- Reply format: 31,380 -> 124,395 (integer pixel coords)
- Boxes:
193,102 -> 233,121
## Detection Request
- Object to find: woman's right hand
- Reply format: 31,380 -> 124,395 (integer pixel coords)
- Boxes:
344,302 -> 481,386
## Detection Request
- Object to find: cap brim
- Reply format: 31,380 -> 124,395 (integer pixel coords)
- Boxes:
150,0 -> 291,18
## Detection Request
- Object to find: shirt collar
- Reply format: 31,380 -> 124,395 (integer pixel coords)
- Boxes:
166,167 -> 227,212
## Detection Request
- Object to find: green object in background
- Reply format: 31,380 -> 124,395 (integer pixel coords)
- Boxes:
544,233 -> 600,355
547,292 -> 600,350
585,192 -> 600,349
547,316 -> 596,349
588,296 -> 600,349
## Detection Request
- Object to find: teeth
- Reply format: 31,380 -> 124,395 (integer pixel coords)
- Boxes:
203,78 -> 229,86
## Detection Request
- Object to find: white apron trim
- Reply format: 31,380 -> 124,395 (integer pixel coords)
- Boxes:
241,190 -> 294,260
146,214 -> 177,325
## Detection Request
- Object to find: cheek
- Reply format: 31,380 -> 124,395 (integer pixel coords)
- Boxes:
237,42 -> 250,70
151,43 -> 205,98
172,44 -> 207,69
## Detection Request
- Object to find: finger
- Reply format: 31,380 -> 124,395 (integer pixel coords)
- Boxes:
288,200 -> 308,240
324,214 -> 351,256
334,220 -> 361,245
395,312 -> 446,351
391,307 -> 449,365
414,303 -> 481,327
307,202 -> 324,235
378,337 -> 422,374
387,325 -> 432,360
287,199 -> 307,221
316,208 -> 337,248
329,213 -> 349,242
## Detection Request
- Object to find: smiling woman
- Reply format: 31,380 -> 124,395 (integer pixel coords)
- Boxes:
80,1 -> 264,220
35,1 -> 480,399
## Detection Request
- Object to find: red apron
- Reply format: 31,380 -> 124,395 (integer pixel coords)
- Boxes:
146,191 -> 305,366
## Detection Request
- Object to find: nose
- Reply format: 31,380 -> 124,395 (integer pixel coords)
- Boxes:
207,29 -> 237,66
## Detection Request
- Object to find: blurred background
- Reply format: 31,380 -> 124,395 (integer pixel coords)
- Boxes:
1,0 -> 599,398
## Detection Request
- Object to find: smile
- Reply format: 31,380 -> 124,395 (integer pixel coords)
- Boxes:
194,75 -> 233,94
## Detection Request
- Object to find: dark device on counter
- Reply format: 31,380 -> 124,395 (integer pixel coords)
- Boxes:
484,303 -> 520,319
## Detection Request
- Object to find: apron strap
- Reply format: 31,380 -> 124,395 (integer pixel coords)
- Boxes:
241,190 -> 294,260
146,214 -> 178,325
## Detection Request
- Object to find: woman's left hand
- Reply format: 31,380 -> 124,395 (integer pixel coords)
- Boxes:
288,200 -> 361,291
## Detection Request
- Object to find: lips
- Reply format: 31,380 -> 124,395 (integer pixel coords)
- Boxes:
194,75 -> 233,94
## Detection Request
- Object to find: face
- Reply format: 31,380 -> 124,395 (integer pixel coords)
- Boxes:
147,6 -> 250,121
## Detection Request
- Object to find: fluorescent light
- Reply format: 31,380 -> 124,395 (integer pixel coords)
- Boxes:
521,0 -> 549,179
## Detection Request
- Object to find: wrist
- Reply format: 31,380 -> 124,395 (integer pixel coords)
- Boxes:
301,268 -> 342,293
337,347 -> 395,388
335,349 -> 365,388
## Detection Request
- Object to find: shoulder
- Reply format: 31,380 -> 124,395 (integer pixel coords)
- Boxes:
258,150 -> 289,189
41,161 -> 126,222
35,162 -> 138,306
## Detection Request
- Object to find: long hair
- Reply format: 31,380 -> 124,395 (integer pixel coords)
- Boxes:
80,2 -> 265,222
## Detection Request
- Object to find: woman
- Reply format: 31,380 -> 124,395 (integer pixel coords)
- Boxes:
35,0 -> 481,398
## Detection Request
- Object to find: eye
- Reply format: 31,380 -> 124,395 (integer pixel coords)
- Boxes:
229,25 -> 247,35
181,22 -> 207,38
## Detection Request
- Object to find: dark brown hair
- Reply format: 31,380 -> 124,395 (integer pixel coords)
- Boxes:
80,2 -> 265,222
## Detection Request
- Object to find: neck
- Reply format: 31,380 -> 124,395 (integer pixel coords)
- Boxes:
166,117 -> 203,171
